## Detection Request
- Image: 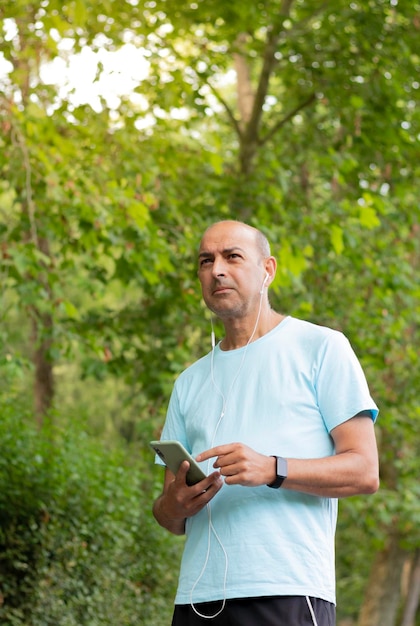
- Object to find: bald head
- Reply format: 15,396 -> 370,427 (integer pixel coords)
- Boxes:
197,219 -> 277,331
200,220 -> 271,261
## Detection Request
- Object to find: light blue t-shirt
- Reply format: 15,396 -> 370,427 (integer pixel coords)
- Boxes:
158,316 -> 378,605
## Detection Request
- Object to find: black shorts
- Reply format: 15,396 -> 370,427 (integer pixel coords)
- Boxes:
172,595 -> 335,626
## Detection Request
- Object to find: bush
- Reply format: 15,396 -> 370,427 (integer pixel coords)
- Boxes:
0,400 -> 182,625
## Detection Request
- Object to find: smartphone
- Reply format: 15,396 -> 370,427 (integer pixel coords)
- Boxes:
150,440 -> 207,486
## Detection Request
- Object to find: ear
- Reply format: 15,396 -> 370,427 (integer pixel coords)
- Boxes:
263,257 -> 277,287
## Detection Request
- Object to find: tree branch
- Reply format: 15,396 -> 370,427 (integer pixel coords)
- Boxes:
233,33 -> 254,130
243,0 -> 330,147
9,114 -> 39,247
206,81 -> 243,138
259,92 -> 317,146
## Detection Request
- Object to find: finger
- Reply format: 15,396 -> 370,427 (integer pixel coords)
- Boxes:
218,462 -> 239,477
205,475 -> 224,498
212,452 -> 237,470
196,445 -> 231,463
185,473 -> 223,514
200,473 -> 224,498
191,470 -> 223,494
175,460 -> 191,482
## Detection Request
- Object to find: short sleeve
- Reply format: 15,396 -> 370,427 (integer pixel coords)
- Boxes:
155,383 -> 189,466
315,331 -> 378,432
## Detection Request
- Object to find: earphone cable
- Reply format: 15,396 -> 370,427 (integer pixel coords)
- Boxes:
190,504 -> 228,619
189,290 -> 266,619
306,596 -> 320,626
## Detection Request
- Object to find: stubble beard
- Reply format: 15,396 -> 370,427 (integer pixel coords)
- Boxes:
205,293 -> 250,321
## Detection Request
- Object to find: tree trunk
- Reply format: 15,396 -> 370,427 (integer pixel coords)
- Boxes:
357,534 -> 407,626
233,33 -> 254,131
30,238 -> 55,427
32,313 -> 54,427
400,550 -> 420,626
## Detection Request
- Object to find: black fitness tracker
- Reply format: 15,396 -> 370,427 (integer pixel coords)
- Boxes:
267,455 -> 288,488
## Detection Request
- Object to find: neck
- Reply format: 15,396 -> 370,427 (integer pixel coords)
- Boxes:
220,308 -> 285,351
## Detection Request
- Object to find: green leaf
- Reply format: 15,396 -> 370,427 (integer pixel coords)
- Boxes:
127,203 -> 150,230
74,0 -> 88,26
359,205 -> 380,230
62,300 -> 80,320
209,151 -> 224,175
330,224 -> 344,255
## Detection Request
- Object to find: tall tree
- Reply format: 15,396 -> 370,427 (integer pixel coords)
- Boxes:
134,2 -> 420,622
1,2 -> 419,623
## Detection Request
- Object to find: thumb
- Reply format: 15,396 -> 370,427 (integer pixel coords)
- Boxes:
175,460 -> 190,482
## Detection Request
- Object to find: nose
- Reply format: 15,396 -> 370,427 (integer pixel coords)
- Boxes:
211,257 -> 227,277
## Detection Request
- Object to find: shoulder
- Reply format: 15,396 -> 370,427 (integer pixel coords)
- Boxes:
173,351 -> 212,388
286,316 -> 348,347
278,318 -> 360,372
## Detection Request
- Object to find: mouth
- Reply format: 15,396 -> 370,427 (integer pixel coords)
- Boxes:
212,285 -> 233,295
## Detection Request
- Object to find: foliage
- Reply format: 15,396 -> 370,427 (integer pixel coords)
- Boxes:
1,0 -> 420,624
0,399 -> 182,625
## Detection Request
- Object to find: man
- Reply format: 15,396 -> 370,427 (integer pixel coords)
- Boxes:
153,220 -> 379,626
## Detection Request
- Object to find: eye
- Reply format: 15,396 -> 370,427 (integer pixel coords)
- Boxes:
199,257 -> 212,267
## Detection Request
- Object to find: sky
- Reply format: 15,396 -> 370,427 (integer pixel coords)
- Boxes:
39,42 -> 150,113
0,16 -> 231,128
0,17 -> 150,115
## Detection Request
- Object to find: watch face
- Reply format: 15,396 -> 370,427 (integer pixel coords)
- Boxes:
276,456 -> 288,479
267,456 -> 288,488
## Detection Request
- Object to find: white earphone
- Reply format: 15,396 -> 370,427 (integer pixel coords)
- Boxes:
260,272 -> 270,294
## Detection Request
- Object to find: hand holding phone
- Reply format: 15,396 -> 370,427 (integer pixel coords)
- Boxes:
150,440 -> 207,486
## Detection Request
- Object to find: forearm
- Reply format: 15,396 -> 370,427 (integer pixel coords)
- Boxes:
198,425 -> 379,497
282,452 -> 379,498
152,494 -> 186,536
273,415 -> 379,498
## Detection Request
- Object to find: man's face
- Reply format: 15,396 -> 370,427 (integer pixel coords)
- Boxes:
197,221 -> 266,319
